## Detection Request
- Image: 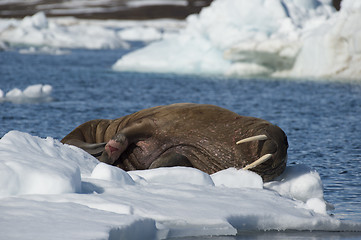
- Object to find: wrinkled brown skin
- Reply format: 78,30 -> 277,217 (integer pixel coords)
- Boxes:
61,103 -> 288,182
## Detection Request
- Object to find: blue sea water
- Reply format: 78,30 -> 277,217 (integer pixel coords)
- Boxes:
1,43 -> 361,238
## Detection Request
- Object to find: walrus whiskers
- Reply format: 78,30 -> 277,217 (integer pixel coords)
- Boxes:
242,153 -> 272,170
236,134 -> 268,144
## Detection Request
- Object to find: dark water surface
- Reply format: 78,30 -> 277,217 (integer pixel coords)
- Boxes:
1,45 -> 361,238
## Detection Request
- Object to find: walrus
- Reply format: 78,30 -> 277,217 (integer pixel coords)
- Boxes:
61,103 -> 288,182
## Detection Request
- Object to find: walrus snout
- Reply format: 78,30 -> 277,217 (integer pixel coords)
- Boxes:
266,125 -> 288,165
237,124 -> 288,182
257,125 -> 288,182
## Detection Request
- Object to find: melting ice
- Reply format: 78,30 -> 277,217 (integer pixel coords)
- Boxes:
112,0 -> 361,81
0,131 -> 360,239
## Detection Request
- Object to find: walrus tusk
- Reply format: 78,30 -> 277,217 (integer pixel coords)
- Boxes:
236,134 -> 268,144
243,153 -> 272,170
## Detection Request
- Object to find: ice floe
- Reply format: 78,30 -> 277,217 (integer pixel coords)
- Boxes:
0,84 -> 53,103
0,130 -> 360,239
287,0 -> 361,80
0,11 -> 183,50
112,0 -> 361,81
0,12 -> 128,49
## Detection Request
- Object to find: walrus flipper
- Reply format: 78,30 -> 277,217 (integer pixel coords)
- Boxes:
149,152 -> 193,169
64,139 -> 106,157
99,118 -> 157,165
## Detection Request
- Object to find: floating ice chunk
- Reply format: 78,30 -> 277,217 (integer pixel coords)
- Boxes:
91,163 -> 135,185
113,36 -> 232,75
129,167 -> 215,186
5,88 -> 22,98
2,84 -> 53,103
42,84 -> 52,95
23,84 -> 52,98
113,0 -> 334,77
288,0 -> 361,80
0,12 -> 128,49
211,168 -> 263,189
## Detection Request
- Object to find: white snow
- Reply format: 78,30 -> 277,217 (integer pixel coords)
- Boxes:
0,84 -> 53,103
112,0 -> 361,81
0,130 -> 360,239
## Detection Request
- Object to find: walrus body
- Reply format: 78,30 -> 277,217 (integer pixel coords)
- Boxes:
61,103 -> 288,181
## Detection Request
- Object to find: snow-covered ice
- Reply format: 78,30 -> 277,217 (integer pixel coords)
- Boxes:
0,84 -> 53,103
112,0 -> 361,81
0,130 -> 360,239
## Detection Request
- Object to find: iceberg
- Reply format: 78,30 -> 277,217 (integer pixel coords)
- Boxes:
0,130 -> 360,239
113,0 -> 361,81
288,0 -> 361,80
